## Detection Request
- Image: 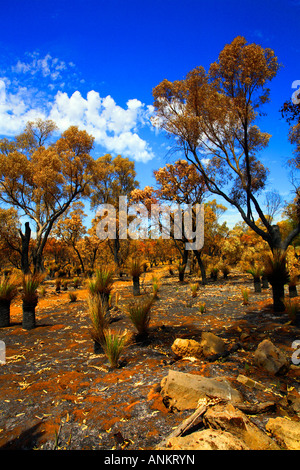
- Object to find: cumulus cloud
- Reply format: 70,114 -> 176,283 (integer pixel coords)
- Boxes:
49,90 -> 154,162
0,79 -> 154,163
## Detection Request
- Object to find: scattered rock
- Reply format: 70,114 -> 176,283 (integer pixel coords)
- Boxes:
204,403 -> 281,450
266,417 -> 300,450
254,339 -> 290,375
200,331 -> 226,357
287,390 -> 300,416
171,332 -> 226,360
160,370 -> 243,411
236,374 -> 265,390
165,428 -> 249,450
171,338 -> 202,359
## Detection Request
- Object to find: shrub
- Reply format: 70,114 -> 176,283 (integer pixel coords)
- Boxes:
21,273 -> 45,330
73,277 -> 81,289
177,263 -> 186,282
285,299 -> 299,324
128,296 -> 153,337
246,266 -> 263,281
198,302 -> 206,314
241,288 -> 250,305
0,275 -> 18,302
264,250 -> 290,312
0,275 -> 19,328
39,286 -> 46,297
210,267 -> 219,281
264,250 -> 290,286
69,292 -> 77,302
128,258 -> 144,296
190,283 -> 199,298
88,294 -> 110,345
102,328 -> 130,368
22,273 -> 45,305
151,275 -> 160,299
220,265 -> 230,279
128,258 -> 144,278
87,267 -> 114,303
55,278 -> 61,292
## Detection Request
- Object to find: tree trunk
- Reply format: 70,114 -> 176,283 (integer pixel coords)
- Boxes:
289,285 -> 298,298
271,283 -> 285,314
33,251 -> 45,274
74,246 -> 85,274
254,278 -> 261,293
178,249 -> 189,282
0,300 -> 11,327
19,222 -> 31,274
193,249 -> 207,285
132,276 -> 140,296
261,275 -> 269,289
178,269 -> 185,282
22,301 -> 37,330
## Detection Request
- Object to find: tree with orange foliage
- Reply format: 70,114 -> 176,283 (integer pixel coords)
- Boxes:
90,154 -> 139,269
54,202 -> 87,274
131,160 -> 208,282
0,119 -> 95,273
152,36 -> 297,311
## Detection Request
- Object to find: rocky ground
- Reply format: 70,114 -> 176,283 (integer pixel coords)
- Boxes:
0,267 -> 299,451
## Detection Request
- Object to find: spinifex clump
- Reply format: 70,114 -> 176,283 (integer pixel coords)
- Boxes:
0,275 -> 18,327
102,328 -> 130,368
87,267 -> 115,306
247,265 -> 263,293
88,294 -> 111,353
21,273 -> 45,330
128,258 -> 144,296
127,296 -> 153,340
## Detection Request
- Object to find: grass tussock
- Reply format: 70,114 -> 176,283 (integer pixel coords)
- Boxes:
128,258 -> 144,278
87,267 -> 115,300
190,283 -> 199,298
0,275 -> 18,302
22,273 -> 45,304
88,294 -> 111,344
241,287 -> 250,305
128,296 -> 153,337
102,328 -> 131,368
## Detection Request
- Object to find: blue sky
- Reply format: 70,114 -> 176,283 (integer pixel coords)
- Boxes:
0,0 -> 299,227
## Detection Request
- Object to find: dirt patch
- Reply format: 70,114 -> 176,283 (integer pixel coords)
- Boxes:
0,269 -> 299,450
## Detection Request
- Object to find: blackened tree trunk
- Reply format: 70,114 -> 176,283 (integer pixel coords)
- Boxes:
178,248 -> 189,282
254,277 -> 262,293
261,274 -> 269,289
19,222 -> 31,274
271,283 -> 285,314
132,276 -> 140,296
289,284 -> 298,298
0,300 -> 11,327
193,249 -> 207,285
22,301 -> 37,330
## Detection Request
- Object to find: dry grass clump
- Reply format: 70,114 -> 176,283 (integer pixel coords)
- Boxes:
0,275 -> 18,302
87,267 -> 115,303
101,328 -> 131,368
127,296 -> 153,338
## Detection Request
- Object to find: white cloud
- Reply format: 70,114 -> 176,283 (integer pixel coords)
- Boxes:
48,89 -> 155,161
0,79 -> 154,162
12,53 -> 67,81
0,79 -> 46,135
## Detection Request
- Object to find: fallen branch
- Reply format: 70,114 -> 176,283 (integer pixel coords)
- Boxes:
156,404 -> 207,449
235,401 -> 276,415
